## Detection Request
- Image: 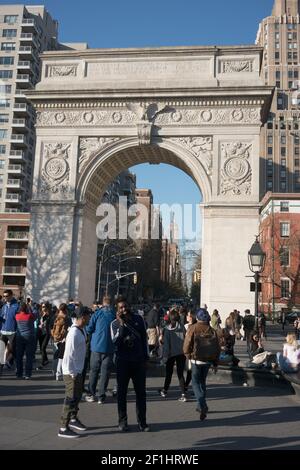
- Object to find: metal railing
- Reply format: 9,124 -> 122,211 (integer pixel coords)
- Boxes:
2,266 -> 26,274
4,249 -> 28,257
6,231 -> 28,239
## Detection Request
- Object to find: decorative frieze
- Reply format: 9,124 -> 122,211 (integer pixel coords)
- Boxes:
79,137 -> 120,172
221,60 -> 253,73
171,137 -> 213,175
36,107 -> 261,128
40,143 -> 71,197
220,142 -> 252,196
47,64 -> 78,78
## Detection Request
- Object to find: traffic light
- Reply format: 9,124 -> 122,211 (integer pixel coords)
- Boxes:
133,273 -> 137,284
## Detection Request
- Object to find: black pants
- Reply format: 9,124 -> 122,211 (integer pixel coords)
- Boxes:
37,331 -> 50,365
116,358 -> 147,427
164,354 -> 186,394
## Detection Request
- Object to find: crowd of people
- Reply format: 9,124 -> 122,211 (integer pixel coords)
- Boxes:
0,289 -> 300,438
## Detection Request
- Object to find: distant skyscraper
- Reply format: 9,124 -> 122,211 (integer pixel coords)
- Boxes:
0,5 -> 58,213
256,0 -> 300,193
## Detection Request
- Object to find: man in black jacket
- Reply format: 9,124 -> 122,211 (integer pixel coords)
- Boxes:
111,300 -> 150,432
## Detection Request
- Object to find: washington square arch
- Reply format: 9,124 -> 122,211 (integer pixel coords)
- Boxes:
24,45 -> 273,316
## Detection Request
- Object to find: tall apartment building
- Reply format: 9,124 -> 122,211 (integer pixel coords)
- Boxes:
0,5 -> 58,213
257,0 -> 300,194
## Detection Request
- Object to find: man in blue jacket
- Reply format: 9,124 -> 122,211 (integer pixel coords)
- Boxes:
0,289 -> 19,371
85,295 -> 115,404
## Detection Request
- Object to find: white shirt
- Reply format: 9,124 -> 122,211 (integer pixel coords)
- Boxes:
283,343 -> 300,366
62,324 -> 87,376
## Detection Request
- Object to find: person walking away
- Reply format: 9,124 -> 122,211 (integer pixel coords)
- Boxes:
258,312 -> 267,339
242,309 -> 256,358
184,310 -> 196,393
276,333 -> 300,373
111,300 -> 150,432
146,303 -> 160,357
0,289 -> 19,370
85,295 -> 115,404
15,302 -> 37,379
158,309 -> 187,401
36,302 -> 51,368
211,309 -> 222,331
58,307 -> 90,438
51,303 -> 72,380
183,308 -> 220,421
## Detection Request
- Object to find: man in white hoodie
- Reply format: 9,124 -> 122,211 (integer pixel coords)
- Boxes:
58,307 -> 90,438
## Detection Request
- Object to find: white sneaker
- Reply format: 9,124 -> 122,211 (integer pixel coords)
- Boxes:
178,394 -> 187,402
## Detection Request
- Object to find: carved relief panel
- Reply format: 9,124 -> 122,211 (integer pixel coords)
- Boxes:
219,142 -> 252,197
39,142 -> 72,199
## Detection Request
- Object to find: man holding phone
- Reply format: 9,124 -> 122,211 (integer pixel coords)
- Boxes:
111,299 -> 150,432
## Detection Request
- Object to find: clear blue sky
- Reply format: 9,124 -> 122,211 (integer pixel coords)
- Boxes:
4,0 -> 273,48
3,0 -> 274,228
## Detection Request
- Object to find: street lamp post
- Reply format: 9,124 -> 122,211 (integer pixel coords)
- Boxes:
248,236 -> 266,332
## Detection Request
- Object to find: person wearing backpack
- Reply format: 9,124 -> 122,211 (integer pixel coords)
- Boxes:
183,308 -> 220,421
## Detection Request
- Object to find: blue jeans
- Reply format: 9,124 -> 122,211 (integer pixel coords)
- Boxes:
276,352 -> 298,373
88,352 -> 113,398
191,363 -> 211,411
16,335 -> 35,377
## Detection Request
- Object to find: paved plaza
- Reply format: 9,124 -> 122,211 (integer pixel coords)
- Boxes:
0,324 -> 299,450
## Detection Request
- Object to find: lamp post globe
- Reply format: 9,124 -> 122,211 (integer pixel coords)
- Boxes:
248,237 -> 266,332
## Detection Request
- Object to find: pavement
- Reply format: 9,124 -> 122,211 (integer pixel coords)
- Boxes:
0,323 -> 299,450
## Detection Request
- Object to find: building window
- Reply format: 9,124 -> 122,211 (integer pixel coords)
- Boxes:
0,57 -> 14,66
267,121 -> 273,129
2,29 -> 17,38
280,135 -> 286,144
289,81 -> 293,88
280,181 -> 287,191
0,42 -> 16,51
267,135 -> 273,144
0,114 -> 9,123
267,158 -> 273,167
293,52 -> 298,60
0,70 -> 13,79
4,15 -> 18,24
0,99 -> 10,108
276,42 -> 280,49
280,222 -> 290,238
280,170 -> 286,178
0,160 -> 4,170
267,147 -> 273,155
280,247 -> 290,266
267,181 -> 273,190
295,71 -> 299,79
0,145 -> 6,154
276,71 -> 281,79
295,158 -> 300,166
280,201 -> 289,212
0,130 -> 8,139
281,147 -> 286,156
0,85 -> 11,95
277,95 -> 284,110
281,279 -> 290,298
295,147 -> 300,155
288,51 -> 292,60
275,52 -> 280,60
276,81 -> 281,88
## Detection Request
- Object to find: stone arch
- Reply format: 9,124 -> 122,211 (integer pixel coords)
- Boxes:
76,137 -> 211,209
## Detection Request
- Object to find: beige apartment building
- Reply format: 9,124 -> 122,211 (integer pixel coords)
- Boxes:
257,0 -> 300,194
0,5 -> 58,213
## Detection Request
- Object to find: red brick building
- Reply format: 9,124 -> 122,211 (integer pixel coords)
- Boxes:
0,213 -> 30,298
260,192 -> 300,315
